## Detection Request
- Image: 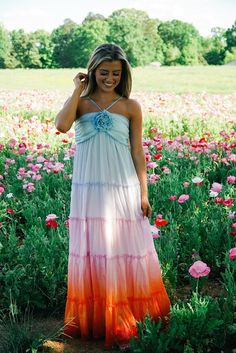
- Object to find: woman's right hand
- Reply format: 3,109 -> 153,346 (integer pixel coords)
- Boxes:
73,72 -> 88,93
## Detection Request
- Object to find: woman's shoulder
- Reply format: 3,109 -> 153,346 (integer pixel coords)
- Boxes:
75,96 -> 91,119
124,98 -> 142,119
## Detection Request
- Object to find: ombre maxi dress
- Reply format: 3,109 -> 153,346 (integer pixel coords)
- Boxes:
64,96 -> 170,348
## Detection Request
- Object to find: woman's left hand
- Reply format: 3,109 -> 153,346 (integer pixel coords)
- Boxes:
141,196 -> 152,219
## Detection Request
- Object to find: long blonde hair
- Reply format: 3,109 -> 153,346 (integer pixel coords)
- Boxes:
82,43 -> 132,98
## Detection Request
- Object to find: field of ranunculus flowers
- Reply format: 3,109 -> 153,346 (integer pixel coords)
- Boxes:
0,89 -> 236,353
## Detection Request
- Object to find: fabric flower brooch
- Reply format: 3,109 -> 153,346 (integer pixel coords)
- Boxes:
93,111 -> 113,131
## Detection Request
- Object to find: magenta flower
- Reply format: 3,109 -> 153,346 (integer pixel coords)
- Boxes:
211,182 -> 222,193
189,260 -> 211,278
229,248 -> 236,260
178,194 -> 190,203
223,198 -> 234,207
227,176 -> 236,184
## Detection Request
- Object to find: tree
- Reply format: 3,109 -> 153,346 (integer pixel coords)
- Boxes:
158,20 -> 202,65
0,24 -> 16,68
107,9 -> 162,67
82,12 -> 106,24
202,27 -> 227,65
10,29 -> 41,68
224,21 -> 236,52
32,30 -> 55,68
68,19 -> 109,68
51,19 -> 78,67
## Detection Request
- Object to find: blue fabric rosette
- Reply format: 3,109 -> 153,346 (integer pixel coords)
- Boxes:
93,110 -> 113,131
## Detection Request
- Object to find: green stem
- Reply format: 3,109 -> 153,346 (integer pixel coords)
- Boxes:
196,278 -> 199,297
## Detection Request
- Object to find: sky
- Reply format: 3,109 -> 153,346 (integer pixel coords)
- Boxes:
0,0 -> 235,37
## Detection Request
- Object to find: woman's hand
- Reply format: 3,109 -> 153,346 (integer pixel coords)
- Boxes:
73,72 -> 88,93
141,196 -> 152,219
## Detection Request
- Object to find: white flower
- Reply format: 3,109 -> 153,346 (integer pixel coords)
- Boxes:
6,193 -> 14,198
209,190 -> 219,198
192,177 -> 204,184
46,214 -> 58,222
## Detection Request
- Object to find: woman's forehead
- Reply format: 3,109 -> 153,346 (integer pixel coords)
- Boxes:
97,60 -> 122,71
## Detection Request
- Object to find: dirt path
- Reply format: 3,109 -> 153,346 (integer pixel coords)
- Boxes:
43,338 -> 118,353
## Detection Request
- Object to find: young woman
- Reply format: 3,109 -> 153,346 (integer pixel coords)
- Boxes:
55,43 -> 170,349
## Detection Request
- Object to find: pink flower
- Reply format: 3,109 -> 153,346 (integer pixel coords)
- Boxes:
149,174 -> 160,184
227,175 -> 236,184
228,154 -> 236,162
189,260 -> 211,278
228,211 -> 235,219
147,161 -> 158,169
229,248 -> 236,260
23,182 -> 35,192
231,223 -> 236,229
211,182 -> 222,193
182,182 -> 190,187
169,195 -> 177,201
178,194 -> 190,203
46,214 -> 58,222
0,186 -> 5,195
65,219 -> 70,229
150,225 -> 160,239
162,166 -> 171,174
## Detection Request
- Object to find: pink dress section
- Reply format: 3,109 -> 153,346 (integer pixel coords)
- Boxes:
64,97 -> 170,348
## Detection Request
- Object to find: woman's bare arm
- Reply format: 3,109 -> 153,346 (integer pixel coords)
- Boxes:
55,72 -> 87,133
129,99 -> 152,218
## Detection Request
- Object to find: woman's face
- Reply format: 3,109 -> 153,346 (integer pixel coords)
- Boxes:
94,60 -> 122,92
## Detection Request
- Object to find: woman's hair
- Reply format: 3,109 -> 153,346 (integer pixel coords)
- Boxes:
82,43 -> 132,98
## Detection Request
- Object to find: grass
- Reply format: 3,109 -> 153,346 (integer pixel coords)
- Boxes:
0,66 -> 236,93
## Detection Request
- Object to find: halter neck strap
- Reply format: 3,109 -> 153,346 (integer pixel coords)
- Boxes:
88,96 -> 123,111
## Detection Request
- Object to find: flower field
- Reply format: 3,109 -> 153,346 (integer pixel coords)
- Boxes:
0,89 -> 236,353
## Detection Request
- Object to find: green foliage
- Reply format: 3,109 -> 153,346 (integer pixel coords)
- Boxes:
0,12 -> 235,68
224,20 -> 236,52
51,19 -> 79,68
107,8 -> 160,66
202,27 -> 227,65
0,302 -> 63,353
158,20 -> 201,65
10,30 -> 42,68
31,30 -> 55,68
69,19 -> 109,68
0,25 -> 16,68
130,294 -> 225,353
0,148 -> 70,311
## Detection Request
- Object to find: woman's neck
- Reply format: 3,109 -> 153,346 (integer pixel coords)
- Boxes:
91,89 -> 120,103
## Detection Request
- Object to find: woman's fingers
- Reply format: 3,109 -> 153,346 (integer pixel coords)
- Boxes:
142,206 -> 152,218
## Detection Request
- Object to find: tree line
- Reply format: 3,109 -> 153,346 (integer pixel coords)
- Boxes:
0,8 -> 235,68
